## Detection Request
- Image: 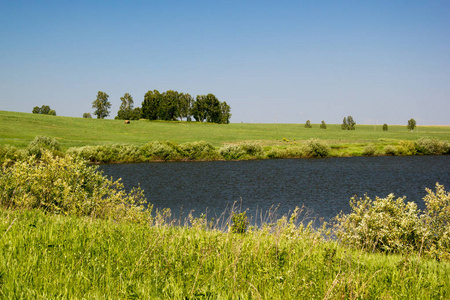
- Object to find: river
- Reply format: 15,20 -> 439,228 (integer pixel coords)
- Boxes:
100,156 -> 450,225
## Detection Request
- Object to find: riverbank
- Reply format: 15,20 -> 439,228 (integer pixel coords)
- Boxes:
1,110 -> 449,153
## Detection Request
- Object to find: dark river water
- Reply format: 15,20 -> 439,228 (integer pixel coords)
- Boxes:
100,156 -> 450,225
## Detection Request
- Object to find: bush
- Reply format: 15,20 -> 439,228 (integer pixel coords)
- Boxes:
0,151 -> 151,223
140,141 -> 180,161
304,139 -> 330,158
362,145 -> 376,156
286,146 -> 306,157
383,145 -> 398,156
0,145 -> 26,165
266,148 -> 289,159
230,211 -> 249,233
219,144 -> 246,160
421,183 -> 450,260
180,141 -> 218,160
219,143 -> 263,160
27,136 -> 62,158
397,140 -> 416,155
67,144 -> 142,163
334,194 -> 423,253
334,184 -> 450,260
415,138 -> 448,155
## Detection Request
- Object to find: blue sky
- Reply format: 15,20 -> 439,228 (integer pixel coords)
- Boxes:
1,1 -> 449,124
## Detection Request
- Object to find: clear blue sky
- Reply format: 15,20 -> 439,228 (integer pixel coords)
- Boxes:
1,0 -> 449,125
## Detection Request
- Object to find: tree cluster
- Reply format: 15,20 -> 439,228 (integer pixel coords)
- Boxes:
141,90 -> 231,124
341,116 -> 356,130
32,105 -> 56,116
90,90 -> 231,124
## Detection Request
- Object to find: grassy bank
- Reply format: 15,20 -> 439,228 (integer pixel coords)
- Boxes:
1,111 -> 449,161
2,208 -> 449,299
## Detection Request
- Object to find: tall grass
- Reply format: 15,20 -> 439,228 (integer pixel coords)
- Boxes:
1,208 -> 450,299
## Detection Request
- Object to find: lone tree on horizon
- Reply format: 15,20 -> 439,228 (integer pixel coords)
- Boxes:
407,118 -> 416,132
304,120 -> 312,128
320,120 -> 327,129
92,91 -> 111,119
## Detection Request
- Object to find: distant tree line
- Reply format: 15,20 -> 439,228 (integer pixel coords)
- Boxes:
141,90 -> 231,123
32,105 -> 56,116
89,90 -> 231,124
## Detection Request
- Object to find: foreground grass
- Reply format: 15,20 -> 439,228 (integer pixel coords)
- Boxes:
1,111 -> 449,152
1,208 -> 449,299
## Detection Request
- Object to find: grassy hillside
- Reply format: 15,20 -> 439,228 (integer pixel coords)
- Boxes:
1,111 -> 449,150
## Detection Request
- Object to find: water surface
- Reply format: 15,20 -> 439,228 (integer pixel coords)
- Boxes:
100,156 -> 450,224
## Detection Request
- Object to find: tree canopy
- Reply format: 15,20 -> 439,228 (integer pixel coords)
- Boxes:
341,116 -> 356,130
92,91 -> 111,119
407,119 -> 416,131
32,105 -> 56,116
141,90 -> 231,124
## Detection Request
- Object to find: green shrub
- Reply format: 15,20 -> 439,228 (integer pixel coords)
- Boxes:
383,145 -> 398,156
66,146 -> 98,163
180,141 -> 219,160
240,142 -> 264,157
67,144 -> 141,163
362,144 -> 376,156
0,151 -> 151,223
230,211 -> 249,233
415,138 -> 448,155
219,144 -> 246,160
304,139 -> 330,158
0,144 -> 25,165
286,146 -> 306,157
421,183 -> 450,260
266,148 -> 289,159
140,141 -> 180,161
334,184 -> 450,260
27,136 -> 61,158
397,140 -> 416,155
334,194 -> 423,253
219,142 -> 264,160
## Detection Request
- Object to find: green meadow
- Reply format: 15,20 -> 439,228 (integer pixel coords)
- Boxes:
1,110 -> 449,153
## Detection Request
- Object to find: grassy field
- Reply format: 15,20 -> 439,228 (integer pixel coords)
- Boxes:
2,208 -> 449,299
1,111 -> 449,150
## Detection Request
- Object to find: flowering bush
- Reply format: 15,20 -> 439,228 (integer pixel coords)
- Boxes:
334,184 -> 450,260
0,151 -> 151,224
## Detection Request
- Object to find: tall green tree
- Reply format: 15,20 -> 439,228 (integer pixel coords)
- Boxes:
116,93 -> 134,120
407,118 -> 416,131
179,93 -> 194,121
383,123 -> 388,132
192,95 -> 207,122
204,94 -> 222,123
220,101 -> 231,124
160,90 -> 180,121
341,116 -> 356,130
305,120 -> 312,128
92,91 -> 111,119
141,90 -> 161,120
320,121 -> 327,129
